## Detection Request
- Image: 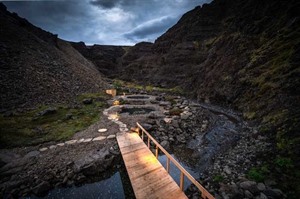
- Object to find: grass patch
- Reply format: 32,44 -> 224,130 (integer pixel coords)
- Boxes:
0,92 -> 108,148
213,174 -> 224,183
247,166 -> 270,182
112,79 -> 185,95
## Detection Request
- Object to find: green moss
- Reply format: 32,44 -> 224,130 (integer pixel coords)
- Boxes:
275,156 -> 293,169
247,166 -> 269,182
213,174 -> 224,183
0,93 -> 107,148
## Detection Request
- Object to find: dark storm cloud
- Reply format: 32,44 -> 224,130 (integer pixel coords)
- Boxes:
90,0 -> 121,9
3,0 -> 212,45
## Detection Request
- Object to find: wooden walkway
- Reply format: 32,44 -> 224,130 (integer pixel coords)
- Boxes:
117,132 -> 188,199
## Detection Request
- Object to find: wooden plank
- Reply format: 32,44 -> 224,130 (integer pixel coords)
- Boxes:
136,123 -> 215,199
117,132 -> 188,199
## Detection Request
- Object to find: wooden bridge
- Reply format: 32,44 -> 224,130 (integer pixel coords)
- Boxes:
116,122 -> 215,199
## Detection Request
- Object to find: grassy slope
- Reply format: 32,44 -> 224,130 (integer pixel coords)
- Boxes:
0,93 -> 109,148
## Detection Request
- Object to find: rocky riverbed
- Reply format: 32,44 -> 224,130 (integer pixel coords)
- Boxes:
0,91 -> 286,199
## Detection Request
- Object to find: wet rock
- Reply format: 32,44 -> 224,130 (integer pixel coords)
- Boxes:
257,183 -> 266,191
32,181 -> 51,196
160,140 -> 170,149
141,123 -> 153,131
224,166 -> 231,175
38,107 -> 57,116
244,190 -> 253,198
258,193 -> 268,199
24,151 -> 40,159
263,189 -> 283,199
240,181 -> 259,194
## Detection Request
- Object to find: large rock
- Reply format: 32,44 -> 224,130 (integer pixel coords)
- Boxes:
240,181 -> 259,194
160,140 -> 170,150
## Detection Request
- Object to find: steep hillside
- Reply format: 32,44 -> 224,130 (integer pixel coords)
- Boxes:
118,0 -> 300,151
0,3 -> 108,111
71,42 -> 126,77
116,0 -> 300,196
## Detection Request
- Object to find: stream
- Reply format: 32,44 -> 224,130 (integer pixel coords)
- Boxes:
34,93 -> 245,198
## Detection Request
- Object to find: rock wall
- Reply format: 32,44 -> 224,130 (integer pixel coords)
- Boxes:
0,4 -> 108,111
116,0 -> 300,167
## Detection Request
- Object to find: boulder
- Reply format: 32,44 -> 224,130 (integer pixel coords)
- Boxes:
160,140 -> 170,149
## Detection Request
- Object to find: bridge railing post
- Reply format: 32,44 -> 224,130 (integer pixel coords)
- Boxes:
155,146 -> 159,158
136,122 -> 215,199
180,171 -> 184,191
167,157 -> 170,173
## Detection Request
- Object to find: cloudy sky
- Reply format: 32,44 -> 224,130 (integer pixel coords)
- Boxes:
3,0 -> 212,45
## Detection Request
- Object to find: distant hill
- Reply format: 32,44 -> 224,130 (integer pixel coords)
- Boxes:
71,42 -> 127,78
0,3 -> 108,111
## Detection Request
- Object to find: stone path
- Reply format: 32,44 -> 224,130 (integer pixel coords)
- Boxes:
38,108 -> 128,152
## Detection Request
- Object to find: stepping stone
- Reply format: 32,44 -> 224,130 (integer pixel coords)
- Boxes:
119,124 -> 127,128
57,143 -> 65,147
98,128 -> 108,133
77,138 -> 85,143
49,145 -> 57,150
114,121 -> 123,125
92,136 -> 106,141
65,140 -> 77,145
83,138 -> 92,142
120,127 -> 129,132
39,147 -> 48,152
107,135 -> 116,139
164,118 -> 172,123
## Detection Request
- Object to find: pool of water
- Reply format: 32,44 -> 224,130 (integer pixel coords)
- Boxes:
30,172 -> 126,199
29,153 -> 197,199
158,154 -> 199,191
120,107 -> 154,115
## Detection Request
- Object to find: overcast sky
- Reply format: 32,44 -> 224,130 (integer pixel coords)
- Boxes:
3,0 -> 212,45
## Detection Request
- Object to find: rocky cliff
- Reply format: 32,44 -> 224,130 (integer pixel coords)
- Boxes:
71,42 -> 126,78
0,3 -> 108,111
116,0 -> 299,196
118,0 -> 300,151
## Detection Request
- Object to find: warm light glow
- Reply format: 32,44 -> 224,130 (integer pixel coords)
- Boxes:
140,153 -> 158,164
108,113 -> 119,120
105,89 -> 117,97
113,100 -> 120,106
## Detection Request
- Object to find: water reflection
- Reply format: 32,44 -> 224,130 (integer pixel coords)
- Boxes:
32,172 -> 125,199
158,154 -> 199,191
